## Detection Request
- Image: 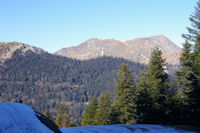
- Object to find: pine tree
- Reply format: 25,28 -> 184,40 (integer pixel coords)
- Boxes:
135,48 -> 169,124
134,73 -> 154,123
81,96 -> 97,126
112,64 -> 136,124
56,104 -> 71,128
178,0 -> 200,126
176,41 -> 194,102
43,109 -> 52,121
95,91 -> 112,125
56,113 -> 62,127
61,112 -> 71,127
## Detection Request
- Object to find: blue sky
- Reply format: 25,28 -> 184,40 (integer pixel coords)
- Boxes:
0,0 -> 198,53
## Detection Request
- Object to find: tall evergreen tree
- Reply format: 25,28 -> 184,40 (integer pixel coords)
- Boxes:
177,0 -> 200,126
56,104 -> 71,128
134,73 -> 154,123
135,48 -> 169,124
95,91 -> 112,125
112,64 -> 136,124
43,109 -> 52,121
81,96 -> 97,126
176,41 -> 195,102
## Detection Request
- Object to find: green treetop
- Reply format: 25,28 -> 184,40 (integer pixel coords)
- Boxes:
177,0 -> 200,126
135,47 -> 169,124
43,109 -> 52,121
112,64 -> 136,124
95,91 -> 112,125
81,96 -> 97,126
56,104 -> 71,128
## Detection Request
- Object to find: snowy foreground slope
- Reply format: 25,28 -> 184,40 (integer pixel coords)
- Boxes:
0,102 -> 56,133
61,124 -> 200,133
0,102 -> 199,133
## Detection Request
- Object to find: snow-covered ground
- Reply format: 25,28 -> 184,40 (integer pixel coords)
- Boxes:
61,124 -> 199,133
0,102 -> 199,133
0,102 -> 53,133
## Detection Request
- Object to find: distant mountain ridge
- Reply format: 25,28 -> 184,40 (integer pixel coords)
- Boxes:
55,35 -> 182,65
0,35 -> 182,66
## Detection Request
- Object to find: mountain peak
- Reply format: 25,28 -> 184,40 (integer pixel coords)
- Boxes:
151,34 -> 166,38
149,34 -> 172,41
128,35 -> 168,41
84,38 -> 102,43
0,42 -> 46,62
55,35 -> 181,65
87,37 -> 101,41
84,38 -> 122,44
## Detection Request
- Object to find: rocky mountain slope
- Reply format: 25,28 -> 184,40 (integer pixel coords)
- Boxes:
0,42 -> 46,62
55,35 -> 181,65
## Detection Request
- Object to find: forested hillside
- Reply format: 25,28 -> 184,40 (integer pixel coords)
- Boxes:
0,49 -> 146,122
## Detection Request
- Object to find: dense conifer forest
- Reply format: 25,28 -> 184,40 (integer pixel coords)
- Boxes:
0,49 -> 146,122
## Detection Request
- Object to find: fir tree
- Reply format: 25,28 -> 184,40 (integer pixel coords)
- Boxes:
134,73 -> 154,123
176,41 -> 195,102
95,91 -> 112,125
135,48 -> 169,124
43,109 -> 52,121
81,96 -> 97,126
177,0 -> 200,126
56,113 -> 62,128
61,112 -> 71,127
56,104 -> 71,128
112,64 -> 136,124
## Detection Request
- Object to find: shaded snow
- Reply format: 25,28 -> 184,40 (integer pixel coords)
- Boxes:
61,124 -> 199,133
0,102 -> 53,133
0,102 -> 199,133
